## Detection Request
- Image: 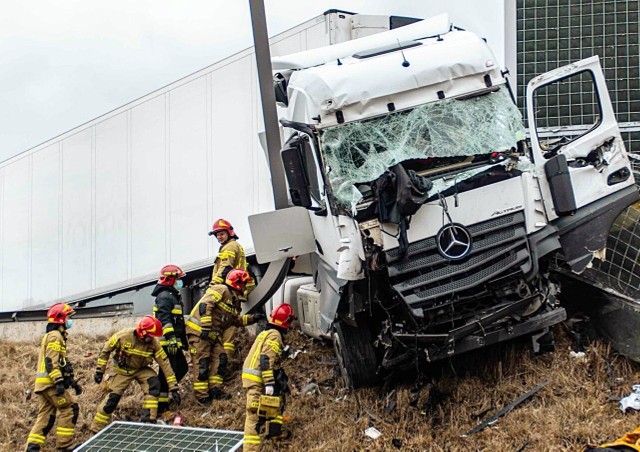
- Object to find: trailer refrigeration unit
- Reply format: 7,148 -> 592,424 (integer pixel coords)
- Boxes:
249,14 -> 639,387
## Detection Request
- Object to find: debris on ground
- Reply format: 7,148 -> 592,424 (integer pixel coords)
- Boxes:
619,385 -> 640,413
288,349 -> 305,359
570,351 -> 587,361
365,426 -> 382,440
300,383 -> 320,395
461,381 -> 549,437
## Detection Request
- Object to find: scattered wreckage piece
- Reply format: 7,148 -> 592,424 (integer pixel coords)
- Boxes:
461,381 -> 549,437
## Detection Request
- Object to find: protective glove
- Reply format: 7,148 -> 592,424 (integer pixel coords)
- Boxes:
264,385 -> 274,396
169,389 -> 181,406
253,312 -> 266,322
94,371 -> 104,384
55,381 -> 66,396
200,330 -> 211,340
72,382 -> 83,395
167,337 -> 179,356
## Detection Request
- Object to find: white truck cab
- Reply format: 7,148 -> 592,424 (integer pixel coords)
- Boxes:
250,15 -> 638,387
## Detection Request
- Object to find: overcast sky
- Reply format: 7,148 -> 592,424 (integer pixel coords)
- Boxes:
0,0 -> 505,162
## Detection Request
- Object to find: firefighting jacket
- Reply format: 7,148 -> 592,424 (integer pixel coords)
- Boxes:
152,284 -> 187,347
95,329 -> 177,389
209,239 -> 255,295
185,284 -> 257,339
242,327 -> 285,389
34,329 -> 68,393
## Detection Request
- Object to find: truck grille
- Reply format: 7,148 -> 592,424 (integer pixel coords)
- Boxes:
386,212 -> 531,316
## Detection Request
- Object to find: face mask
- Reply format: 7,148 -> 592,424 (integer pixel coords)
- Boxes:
65,319 -> 74,329
175,280 -> 184,289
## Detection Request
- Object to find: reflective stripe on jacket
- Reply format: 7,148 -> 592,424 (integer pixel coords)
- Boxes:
185,285 -> 257,337
209,239 -> 251,286
34,330 -> 67,392
152,285 -> 187,346
95,328 -> 177,388
242,329 -> 284,388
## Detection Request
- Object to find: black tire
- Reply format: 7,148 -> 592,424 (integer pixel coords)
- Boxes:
332,320 -> 379,388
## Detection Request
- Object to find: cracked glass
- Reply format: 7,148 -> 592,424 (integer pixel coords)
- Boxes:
320,88 -> 527,209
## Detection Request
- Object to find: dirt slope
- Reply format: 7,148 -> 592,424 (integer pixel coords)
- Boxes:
4,325 -> 640,451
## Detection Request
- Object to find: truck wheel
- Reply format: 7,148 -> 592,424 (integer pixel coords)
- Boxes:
332,320 -> 379,388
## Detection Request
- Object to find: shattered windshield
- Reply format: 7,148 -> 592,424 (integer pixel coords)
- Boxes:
320,88 -> 527,209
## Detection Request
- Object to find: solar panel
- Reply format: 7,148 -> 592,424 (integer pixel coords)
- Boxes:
516,0 -> 640,153
73,421 -> 243,452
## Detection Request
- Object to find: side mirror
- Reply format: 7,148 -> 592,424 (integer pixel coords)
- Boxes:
281,136 -> 311,208
274,72 -> 288,107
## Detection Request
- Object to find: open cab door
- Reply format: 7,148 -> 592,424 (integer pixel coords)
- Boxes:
526,56 -> 635,220
244,207 -> 316,313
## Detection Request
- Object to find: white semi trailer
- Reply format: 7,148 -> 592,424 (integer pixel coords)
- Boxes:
0,10 -> 415,315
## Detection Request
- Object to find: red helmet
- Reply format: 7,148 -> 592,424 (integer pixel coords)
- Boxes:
47,303 -> 76,324
225,269 -> 251,292
158,264 -> 186,286
136,315 -> 163,338
269,303 -> 297,330
208,218 -> 237,238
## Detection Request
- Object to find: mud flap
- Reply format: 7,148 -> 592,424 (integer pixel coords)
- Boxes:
245,258 -> 291,315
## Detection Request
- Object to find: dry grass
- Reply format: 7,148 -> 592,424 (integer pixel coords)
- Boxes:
4,325 -> 640,451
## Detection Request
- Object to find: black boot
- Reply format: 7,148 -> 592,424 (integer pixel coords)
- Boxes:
209,387 -> 231,400
195,396 -> 212,406
57,445 -> 77,452
140,408 -> 156,423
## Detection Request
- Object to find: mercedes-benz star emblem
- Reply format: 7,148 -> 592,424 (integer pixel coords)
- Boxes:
436,223 -> 472,260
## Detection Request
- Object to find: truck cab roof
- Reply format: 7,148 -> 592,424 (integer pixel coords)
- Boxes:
280,22 -> 503,127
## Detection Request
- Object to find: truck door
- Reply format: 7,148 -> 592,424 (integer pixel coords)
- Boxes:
526,56 -> 635,219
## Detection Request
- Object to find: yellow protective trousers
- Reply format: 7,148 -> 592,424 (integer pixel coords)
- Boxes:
188,335 -> 212,399
243,386 -> 263,452
90,367 -> 160,433
158,346 -> 188,412
243,386 -> 286,452
209,326 -> 238,389
25,387 -> 78,451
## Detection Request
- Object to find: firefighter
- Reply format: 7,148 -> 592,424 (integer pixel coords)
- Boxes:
152,264 -> 189,414
25,303 -> 80,452
186,268 -> 264,405
208,218 -> 256,364
90,316 -> 180,433
208,218 -> 254,294
242,303 -> 297,451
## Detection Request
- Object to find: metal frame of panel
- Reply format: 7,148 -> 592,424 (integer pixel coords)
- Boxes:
74,421 -> 243,452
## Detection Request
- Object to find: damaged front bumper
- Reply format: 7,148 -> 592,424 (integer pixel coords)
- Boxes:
384,302 -> 566,364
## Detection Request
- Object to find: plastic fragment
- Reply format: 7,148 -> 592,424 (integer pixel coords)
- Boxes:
365,426 -> 382,440
620,385 -> 640,413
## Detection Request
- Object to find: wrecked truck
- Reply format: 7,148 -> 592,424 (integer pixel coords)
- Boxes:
248,14 -> 639,387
